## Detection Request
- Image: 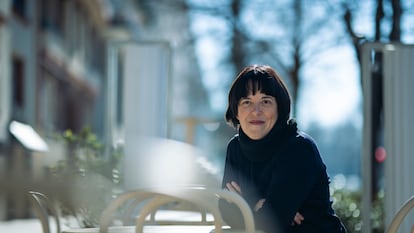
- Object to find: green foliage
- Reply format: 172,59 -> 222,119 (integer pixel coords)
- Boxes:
47,126 -> 123,227
59,127 -> 122,181
332,188 -> 384,233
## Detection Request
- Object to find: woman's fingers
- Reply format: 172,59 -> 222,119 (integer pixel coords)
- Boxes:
292,212 -> 305,225
254,198 -> 266,212
230,181 -> 242,193
226,182 -> 235,192
226,181 -> 242,194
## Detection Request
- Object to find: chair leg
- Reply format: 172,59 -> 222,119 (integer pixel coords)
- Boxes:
27,191 -> 61,233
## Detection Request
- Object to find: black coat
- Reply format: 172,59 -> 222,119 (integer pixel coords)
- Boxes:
219,121 -> 347,233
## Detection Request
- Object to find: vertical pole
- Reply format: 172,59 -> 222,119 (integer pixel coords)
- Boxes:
104,42 -> 118,159
361,42 -> 375,233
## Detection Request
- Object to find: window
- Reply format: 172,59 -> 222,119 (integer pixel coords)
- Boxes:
12,0 -> 27,19
39,0 -> 65,35
12,57 -> 24,108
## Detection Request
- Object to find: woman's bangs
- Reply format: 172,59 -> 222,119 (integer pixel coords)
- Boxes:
239,76 -> 276,98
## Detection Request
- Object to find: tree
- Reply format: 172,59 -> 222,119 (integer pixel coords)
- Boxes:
183,0 -> 349,117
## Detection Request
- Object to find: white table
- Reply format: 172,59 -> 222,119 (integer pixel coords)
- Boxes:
62,225 -> 219,233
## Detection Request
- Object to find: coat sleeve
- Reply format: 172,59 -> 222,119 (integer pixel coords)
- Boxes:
218,137 -> 246,229
221,139 -> 237,189
260,135 -> 325,230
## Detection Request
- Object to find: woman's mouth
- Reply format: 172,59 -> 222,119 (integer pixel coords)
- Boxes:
249,120 -> 264,125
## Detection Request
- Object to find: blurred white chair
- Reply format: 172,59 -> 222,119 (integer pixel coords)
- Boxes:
385,195 -> 414,233
27,191 -> 61,233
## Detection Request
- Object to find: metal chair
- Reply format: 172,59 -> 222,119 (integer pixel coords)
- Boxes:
385,195 -> 414,233
98,187 -> 260,233
27,191 -> 61,233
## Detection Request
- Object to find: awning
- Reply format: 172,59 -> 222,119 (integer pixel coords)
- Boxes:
9,120 -> 49,152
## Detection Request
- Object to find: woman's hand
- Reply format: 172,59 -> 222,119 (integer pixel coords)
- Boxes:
227,181 -> 266,212
226,181 -> 304,226
226,181 -> 242,194
254,198 -> 266,212
291,212 -> 304,225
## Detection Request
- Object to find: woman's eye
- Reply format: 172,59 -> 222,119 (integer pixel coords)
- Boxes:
262,99 -> 272,105
240,100 -> 250,106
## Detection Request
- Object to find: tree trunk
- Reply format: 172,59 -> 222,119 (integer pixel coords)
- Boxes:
375,0 -> 384,41
230,0 -> 245,73
289,0 -> 302,116
389,0 -> 402,41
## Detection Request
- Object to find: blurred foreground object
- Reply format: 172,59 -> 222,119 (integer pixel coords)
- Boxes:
9,121 -> 48,152
123,137 -> 221,191
385,195 -> 414,233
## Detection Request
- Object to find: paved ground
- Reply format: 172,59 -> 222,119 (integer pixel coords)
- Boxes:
0,218 -> 43,233
0,211 -> 213,233
0,218 -> 220,233
0,218 -> 68,233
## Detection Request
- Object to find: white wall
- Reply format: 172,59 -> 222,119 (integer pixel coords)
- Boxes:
119,42 -> 171,190
0,24 -> 11,142
0,0 -> 11,143
382,44 -> 414,232
122,42 -> 170,138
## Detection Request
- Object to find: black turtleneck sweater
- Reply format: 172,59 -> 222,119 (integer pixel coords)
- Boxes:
219,120 -> 347,233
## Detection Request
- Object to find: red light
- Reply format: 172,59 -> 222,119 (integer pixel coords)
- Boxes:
375,146 -> 386,163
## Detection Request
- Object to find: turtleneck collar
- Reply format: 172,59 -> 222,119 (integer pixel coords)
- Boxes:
238,119 -> 298,162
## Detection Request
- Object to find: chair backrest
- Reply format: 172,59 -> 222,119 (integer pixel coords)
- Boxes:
386,195 -> 414,233
99,189 -> 218,233
120,194 -> 213,225
98,187 -> 258,233
27,191 -> 61,233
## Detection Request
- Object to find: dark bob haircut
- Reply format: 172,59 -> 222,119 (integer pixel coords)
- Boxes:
225,64 -> 292,128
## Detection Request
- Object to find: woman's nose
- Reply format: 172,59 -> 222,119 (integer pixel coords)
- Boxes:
252,103 -> 262,112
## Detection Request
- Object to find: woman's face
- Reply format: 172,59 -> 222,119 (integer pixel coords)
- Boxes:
237,91 -> 278,140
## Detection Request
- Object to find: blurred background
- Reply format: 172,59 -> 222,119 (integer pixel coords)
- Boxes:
1,0 -> 414,233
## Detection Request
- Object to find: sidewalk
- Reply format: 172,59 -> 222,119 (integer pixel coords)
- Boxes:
0,218 -> 43,233
0,211 -> 212,233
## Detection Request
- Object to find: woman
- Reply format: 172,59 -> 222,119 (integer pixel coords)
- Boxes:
219,65 -> 347,233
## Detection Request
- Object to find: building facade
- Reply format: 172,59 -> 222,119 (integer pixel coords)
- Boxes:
0,0 -> 211,221
0,0 -> 114,220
